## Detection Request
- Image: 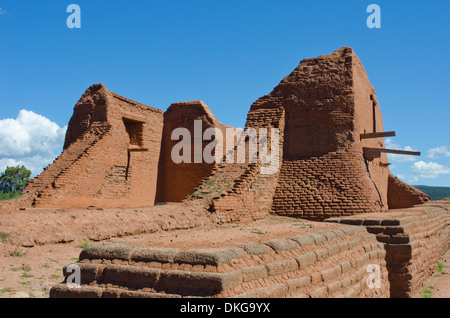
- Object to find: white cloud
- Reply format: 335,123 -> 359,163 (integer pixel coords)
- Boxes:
0,110 -> 67,176
427,146 -> 450,159
385,138 -> 418,163
412,161 -> 450,179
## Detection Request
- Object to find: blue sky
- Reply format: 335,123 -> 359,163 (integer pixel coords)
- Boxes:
0,0 -> 449,186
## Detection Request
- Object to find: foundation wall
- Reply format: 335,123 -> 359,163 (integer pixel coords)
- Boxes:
50,225 -> 389,298
326,202 -> 450,297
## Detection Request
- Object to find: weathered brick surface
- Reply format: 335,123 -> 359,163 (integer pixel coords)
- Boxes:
50,225 -> 390,298
326,204 -> 450,297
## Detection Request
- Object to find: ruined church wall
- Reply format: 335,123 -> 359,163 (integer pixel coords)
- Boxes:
352,53 -> 389,209
100,93 -> 164,207
271,48 -> 385,220
156,101 -> 230,203
25,84 -> 164,208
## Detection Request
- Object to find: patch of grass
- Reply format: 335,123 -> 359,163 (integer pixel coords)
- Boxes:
0,232 -> 10,243
0,288 -> 14,293
437,262 -> 444,272
169,214 -> 175,219
251,229 -> 267,235
0,190 -> 22,201
79,237 -> 92,249
421,285 -> 434,298
50,274 -> 61,279
9,245 -> 26,257
21,266 -> 33,278
433,273 -> 443,278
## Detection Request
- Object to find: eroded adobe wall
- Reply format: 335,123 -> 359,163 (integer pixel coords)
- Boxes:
25,84 -> 164,208
96,92 -> 164,207
198,94 -> 286,223
387,173 -> 431,209
50,225 -> 389,298
352,54 -> 390,208
270,47 -> 385,219
156,101 -> 231,203
326,202 -> 450,297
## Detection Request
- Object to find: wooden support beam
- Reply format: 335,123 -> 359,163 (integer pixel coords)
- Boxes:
360,131 -> 396,139
363,147 -> 421,159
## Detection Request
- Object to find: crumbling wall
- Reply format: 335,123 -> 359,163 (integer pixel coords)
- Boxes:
387,173 -> 431,209
24,84 -> 164,208
156,101 -> 231,203
50,225 -> 389,298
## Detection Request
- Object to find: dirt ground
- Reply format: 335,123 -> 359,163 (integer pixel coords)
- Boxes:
0,203 -> 337,298
412,248 -> 450,298
0,202 -> 449,298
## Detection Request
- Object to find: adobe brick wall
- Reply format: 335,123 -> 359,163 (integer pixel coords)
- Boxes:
156,101 -> 231,203
326,202 -> 450,297
24,84 -> 164,208
24,46 -> 429,218
50,225 -> 389,298
387,173 -> 431,209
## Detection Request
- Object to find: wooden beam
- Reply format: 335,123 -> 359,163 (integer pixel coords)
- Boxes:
360,131 -> 396,139
363,147 -> 421,158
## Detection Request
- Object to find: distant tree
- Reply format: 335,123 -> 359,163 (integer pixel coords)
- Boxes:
0,165 -> 32,193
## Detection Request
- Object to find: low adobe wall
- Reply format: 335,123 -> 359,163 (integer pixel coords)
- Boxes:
50,225 -> 389,298
326,201 -> 450,297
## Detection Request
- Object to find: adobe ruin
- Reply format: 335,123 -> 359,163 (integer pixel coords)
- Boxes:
24,46 -> 430,221
35,47 -> 449,299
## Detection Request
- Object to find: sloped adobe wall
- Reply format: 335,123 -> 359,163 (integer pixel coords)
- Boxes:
24,84 -> 164,208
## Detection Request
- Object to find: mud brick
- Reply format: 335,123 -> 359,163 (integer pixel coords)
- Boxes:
265,238 -> 300,253
237,242 -> 270,256
287,277 -> 311,294
80,243 -> 136,261
389,235 -> 410,244
314,248 -> 329,261
366,226 -> 386,234
254,284 -> 286,298
381,219 -> 400,226
321,266 -> 342,282
327,281 -> 343,295
309,286 -> 328,298
173,247 -> 246,266
242,265 -> 268,282
290,235 -> 316,247
131,247 -> 180,263
326,244 -> 340,257
267,259 -> 298,276
384,226 -> 405,235
296,252 -> 317,269
50,284 -> 103,298
363,219 -> 382,226
102,265 -> 160,290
